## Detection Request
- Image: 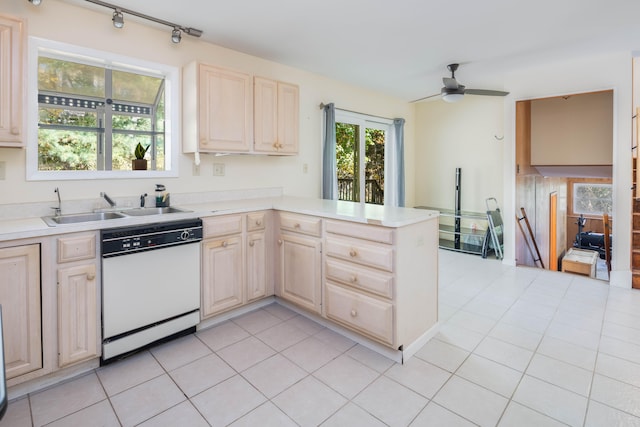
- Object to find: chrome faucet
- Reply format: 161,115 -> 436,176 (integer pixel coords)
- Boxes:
100,192 -> 116,208
51,187 -> 61,216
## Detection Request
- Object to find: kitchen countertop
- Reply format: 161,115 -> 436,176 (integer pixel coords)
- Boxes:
0,196 -> 439,242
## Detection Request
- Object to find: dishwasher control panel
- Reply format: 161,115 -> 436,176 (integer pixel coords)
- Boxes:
101,219 -> 203,257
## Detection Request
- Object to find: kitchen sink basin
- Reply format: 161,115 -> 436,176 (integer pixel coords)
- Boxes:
121,206 -> 190,216
43,211 -> 126,226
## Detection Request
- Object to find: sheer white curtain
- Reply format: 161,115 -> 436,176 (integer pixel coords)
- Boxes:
385,118 -> 405,207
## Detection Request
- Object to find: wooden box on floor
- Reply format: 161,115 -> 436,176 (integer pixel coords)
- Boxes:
561,248 -> 598,278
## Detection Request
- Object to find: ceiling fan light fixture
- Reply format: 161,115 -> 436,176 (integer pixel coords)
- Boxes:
442,93 -> 464,103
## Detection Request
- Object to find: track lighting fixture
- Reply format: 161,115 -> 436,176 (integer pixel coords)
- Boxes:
112,9 -> 124,29
171,28 -> 182,44
28,0 -> 42,5
83,0 -> 203,42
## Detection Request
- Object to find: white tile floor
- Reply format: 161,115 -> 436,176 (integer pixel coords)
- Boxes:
4,249 -> 640,426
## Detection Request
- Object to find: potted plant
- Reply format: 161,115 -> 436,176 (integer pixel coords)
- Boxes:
132,143 -> 150,170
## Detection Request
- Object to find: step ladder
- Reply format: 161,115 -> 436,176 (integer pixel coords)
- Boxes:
483,198 -> 504,260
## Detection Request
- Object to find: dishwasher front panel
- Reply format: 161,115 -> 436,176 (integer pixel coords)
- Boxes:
102,242 -> 200,339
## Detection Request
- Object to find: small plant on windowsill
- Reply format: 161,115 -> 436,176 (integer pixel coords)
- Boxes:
132,143 -> 150,170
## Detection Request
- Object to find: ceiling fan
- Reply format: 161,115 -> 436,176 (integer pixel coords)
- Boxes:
412,63 -> 509,103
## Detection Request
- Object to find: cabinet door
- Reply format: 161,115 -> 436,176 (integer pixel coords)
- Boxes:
57,264 -> 98,367
198,64 -> 252,152
201,236 -> 244,317
276,82 -> 299,154
0,244 -> 41,379
253,77 -> 278,153
278,233 -> 321,313
0,15 -> 24,146
246,231 -> 267,302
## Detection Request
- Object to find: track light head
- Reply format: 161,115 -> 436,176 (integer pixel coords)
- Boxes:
112,9 -> 124,28
171,28 -> 182,44
28,0 -> 42,5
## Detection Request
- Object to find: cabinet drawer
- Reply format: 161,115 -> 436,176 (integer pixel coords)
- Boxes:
326,220 -> 394,244
203,215 -> 243,238
279,212 -> 322,237
57,233 -> 96,263
325,236 -> 393,272
325,259 -> 393,299
247,211 -> 267,232
325,283 -> 393,345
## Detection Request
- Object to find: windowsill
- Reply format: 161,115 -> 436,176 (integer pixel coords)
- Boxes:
26,169 -> 178,181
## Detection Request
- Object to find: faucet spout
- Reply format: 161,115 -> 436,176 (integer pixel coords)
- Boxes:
51,187 -> 61,216
100,192 -> 116,208
140,193 -> 147,208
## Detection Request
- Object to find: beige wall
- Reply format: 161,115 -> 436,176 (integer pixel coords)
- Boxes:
0,0 -> 415,206
530,90 -> 613,166
414,96 -> 505,213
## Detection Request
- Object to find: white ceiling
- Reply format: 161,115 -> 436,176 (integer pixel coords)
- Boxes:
66,0 -> 640,101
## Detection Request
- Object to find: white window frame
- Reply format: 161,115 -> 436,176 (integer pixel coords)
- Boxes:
26,37 -> 180,180
335,110 -> 392,205
572,182 -> 613,216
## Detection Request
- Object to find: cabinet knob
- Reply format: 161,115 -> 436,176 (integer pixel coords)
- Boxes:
256,220 -> 262,226
350,309 -> 358,317
249,240 -> 255,247
350,275 -> 358,283
222,241 -> 228,247
11,127 -> 19,135
87,273 -> 95,281
278,239 -> 283,245
349,249 -> 358,257
294,223 -> 301,229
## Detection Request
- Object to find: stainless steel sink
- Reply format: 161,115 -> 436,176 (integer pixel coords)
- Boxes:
121,206 -> 190,216
43,211 -> 126,226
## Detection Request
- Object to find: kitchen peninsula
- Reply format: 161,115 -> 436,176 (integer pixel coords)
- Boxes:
0,193 -> 439,398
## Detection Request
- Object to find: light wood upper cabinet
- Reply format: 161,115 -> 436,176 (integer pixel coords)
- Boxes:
254,77 -> 299,155
183,62 -> 253,153
0,14 -> 25,147
0,244 -> 42,379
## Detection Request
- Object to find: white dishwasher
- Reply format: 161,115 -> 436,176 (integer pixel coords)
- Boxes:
101,218 -> 202,363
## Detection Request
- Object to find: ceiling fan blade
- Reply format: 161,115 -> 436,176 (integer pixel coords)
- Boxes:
464,89 -> 510,97
443,77 -> 459,89
410,93 -> 440,103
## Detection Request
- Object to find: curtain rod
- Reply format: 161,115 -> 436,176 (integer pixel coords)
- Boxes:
319,103 -> 395,122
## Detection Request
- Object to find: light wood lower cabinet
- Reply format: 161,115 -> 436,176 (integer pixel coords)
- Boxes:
201,211 -> 272,318
57,264 -> 98,367
201,235 -> 244,317
56,232 -> 100,368
277,213 -> 322,314
0,244 -> 42,379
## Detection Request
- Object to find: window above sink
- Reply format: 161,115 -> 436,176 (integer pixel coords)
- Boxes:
26,38 -> 179,181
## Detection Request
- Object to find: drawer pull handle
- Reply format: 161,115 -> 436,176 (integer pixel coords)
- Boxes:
222,241 -> 228,247
349,249 -> 358,257
249,240 -> 255,247
350,275 -> 358,283
350,309 -> 358,317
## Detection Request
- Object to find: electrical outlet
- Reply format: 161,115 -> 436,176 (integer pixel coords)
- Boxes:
0,161 -> 5,180
192,163 -> 200,176
213,163 -> 225,176
303,163 -> 308,174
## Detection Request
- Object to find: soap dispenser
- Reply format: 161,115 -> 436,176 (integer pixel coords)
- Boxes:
155,184 -> 169,207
